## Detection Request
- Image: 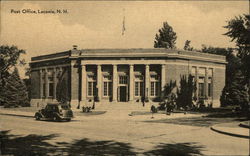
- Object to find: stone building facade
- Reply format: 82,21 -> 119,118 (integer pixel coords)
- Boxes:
30,48 -> 226,109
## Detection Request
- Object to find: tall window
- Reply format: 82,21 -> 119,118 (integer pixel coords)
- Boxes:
103,75 -> 112,97
134,75 -> 144,97
208,77 -> 212,97
87,75 -> 97,97
150,75 -> 160,97
48,77 -> 54,97
198,77 -> 205,97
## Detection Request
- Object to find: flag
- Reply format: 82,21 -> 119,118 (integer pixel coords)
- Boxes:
122,9 -> 126,35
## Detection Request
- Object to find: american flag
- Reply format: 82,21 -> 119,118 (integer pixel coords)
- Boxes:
122,9 -> 126,35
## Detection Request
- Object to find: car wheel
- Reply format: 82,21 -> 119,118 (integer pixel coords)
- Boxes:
53,116 -> 58,122
35,114 -> 40,120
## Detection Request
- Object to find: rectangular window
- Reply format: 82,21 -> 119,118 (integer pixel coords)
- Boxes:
88,82 -> 93,96
198,83 -> 204,97
208,77 -> 212,97
87,75 -> 97,97
49,82 -> 54,97
150,82 -> 155,96
104,82 -> 108,96
198,77 -> 205,97
103,75 -> 112,97
135,82 -> 139,96
43,83 -> 46,97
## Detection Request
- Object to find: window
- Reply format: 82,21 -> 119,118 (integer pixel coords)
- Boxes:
134,75 -> 144,97
119,76 -> 128,84
49,82 -> 54,97
150,75 -> 160,97
103,75 -> 112,97
43,82 -> 46,97
208,77 -> 212,97
198,77 -> 205,97
87,75 -> 97,97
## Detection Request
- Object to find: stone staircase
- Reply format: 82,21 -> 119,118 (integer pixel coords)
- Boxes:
92,101 -> 155,111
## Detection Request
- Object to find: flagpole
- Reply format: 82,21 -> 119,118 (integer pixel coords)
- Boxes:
122,8 -> 125,36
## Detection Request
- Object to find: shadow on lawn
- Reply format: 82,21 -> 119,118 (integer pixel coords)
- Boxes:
1,130 -> 205,155
57,139 -> 137,155
0,130 -> 60,155
0,130 -> 137,155
143,142 -> 205,156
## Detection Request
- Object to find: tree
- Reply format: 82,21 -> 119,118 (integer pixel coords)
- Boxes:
224,14 -> 250,94
220,70 -> 249,109
183,40 -> 193,51
56,69 -> 70,104
158,80 -> 176,110
154,22 -> 177,49
0,68 -> 29,107
176,75 -> 196,110
0,45 -> 26,87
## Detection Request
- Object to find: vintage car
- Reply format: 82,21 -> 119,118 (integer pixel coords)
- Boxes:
34,102 -> 73,121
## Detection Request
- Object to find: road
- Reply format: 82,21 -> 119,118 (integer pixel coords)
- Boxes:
1,114 -> 249,155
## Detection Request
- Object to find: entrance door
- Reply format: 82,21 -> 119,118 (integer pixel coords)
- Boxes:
119,86 -> 127,102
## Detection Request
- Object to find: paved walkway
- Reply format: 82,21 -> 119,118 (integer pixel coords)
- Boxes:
1,108 -> 249,140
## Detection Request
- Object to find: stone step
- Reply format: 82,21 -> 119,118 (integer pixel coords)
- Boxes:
91,102 -> 154,111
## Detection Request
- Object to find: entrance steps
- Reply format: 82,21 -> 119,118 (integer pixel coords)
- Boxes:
93,102 -> 155,111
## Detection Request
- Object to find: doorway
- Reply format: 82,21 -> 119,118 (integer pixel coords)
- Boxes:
119,86 -> 127,102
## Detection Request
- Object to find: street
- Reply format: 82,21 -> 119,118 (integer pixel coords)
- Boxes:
1,114 -> 249,155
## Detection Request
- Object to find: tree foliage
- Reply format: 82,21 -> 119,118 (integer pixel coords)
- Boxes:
0,45 -> 26,86
176,75 -> 196,110
224,14 -> 250,83
154,22 -> 177,49
56,69 -> 70,104
220,70 -> 249,109
183,40 -> 193,51
158,80 -> 176,110
0,68 -> 29,107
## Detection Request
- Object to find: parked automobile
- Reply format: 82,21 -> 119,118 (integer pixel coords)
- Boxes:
34,102 -> 73,121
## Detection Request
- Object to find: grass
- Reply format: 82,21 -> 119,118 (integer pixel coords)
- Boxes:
145,108 -> 249,127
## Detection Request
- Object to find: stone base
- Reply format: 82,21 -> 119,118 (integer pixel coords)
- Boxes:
70,100 -> 80,110
212,100 -> 221,108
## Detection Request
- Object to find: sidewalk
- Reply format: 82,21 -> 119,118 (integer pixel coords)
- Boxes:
211,121 -> 250,139
0,108 -> 202,121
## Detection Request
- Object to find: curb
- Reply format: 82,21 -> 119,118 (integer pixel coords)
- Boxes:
0,113 -> 33,118
210,126 -> 249,139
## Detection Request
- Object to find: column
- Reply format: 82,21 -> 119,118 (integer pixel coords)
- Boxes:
39,70 -> 43,99
129,64 -> 134,101
44,68 -> 49,99
145,64 -> 150,100
81,65 -> 87,103
112,64 -> 117,102
97,65 -> 102,101
53,68 -> 57,100
161,64 -> 166,91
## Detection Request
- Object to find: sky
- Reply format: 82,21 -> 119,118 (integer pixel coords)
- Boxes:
0,1 -> 249,77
